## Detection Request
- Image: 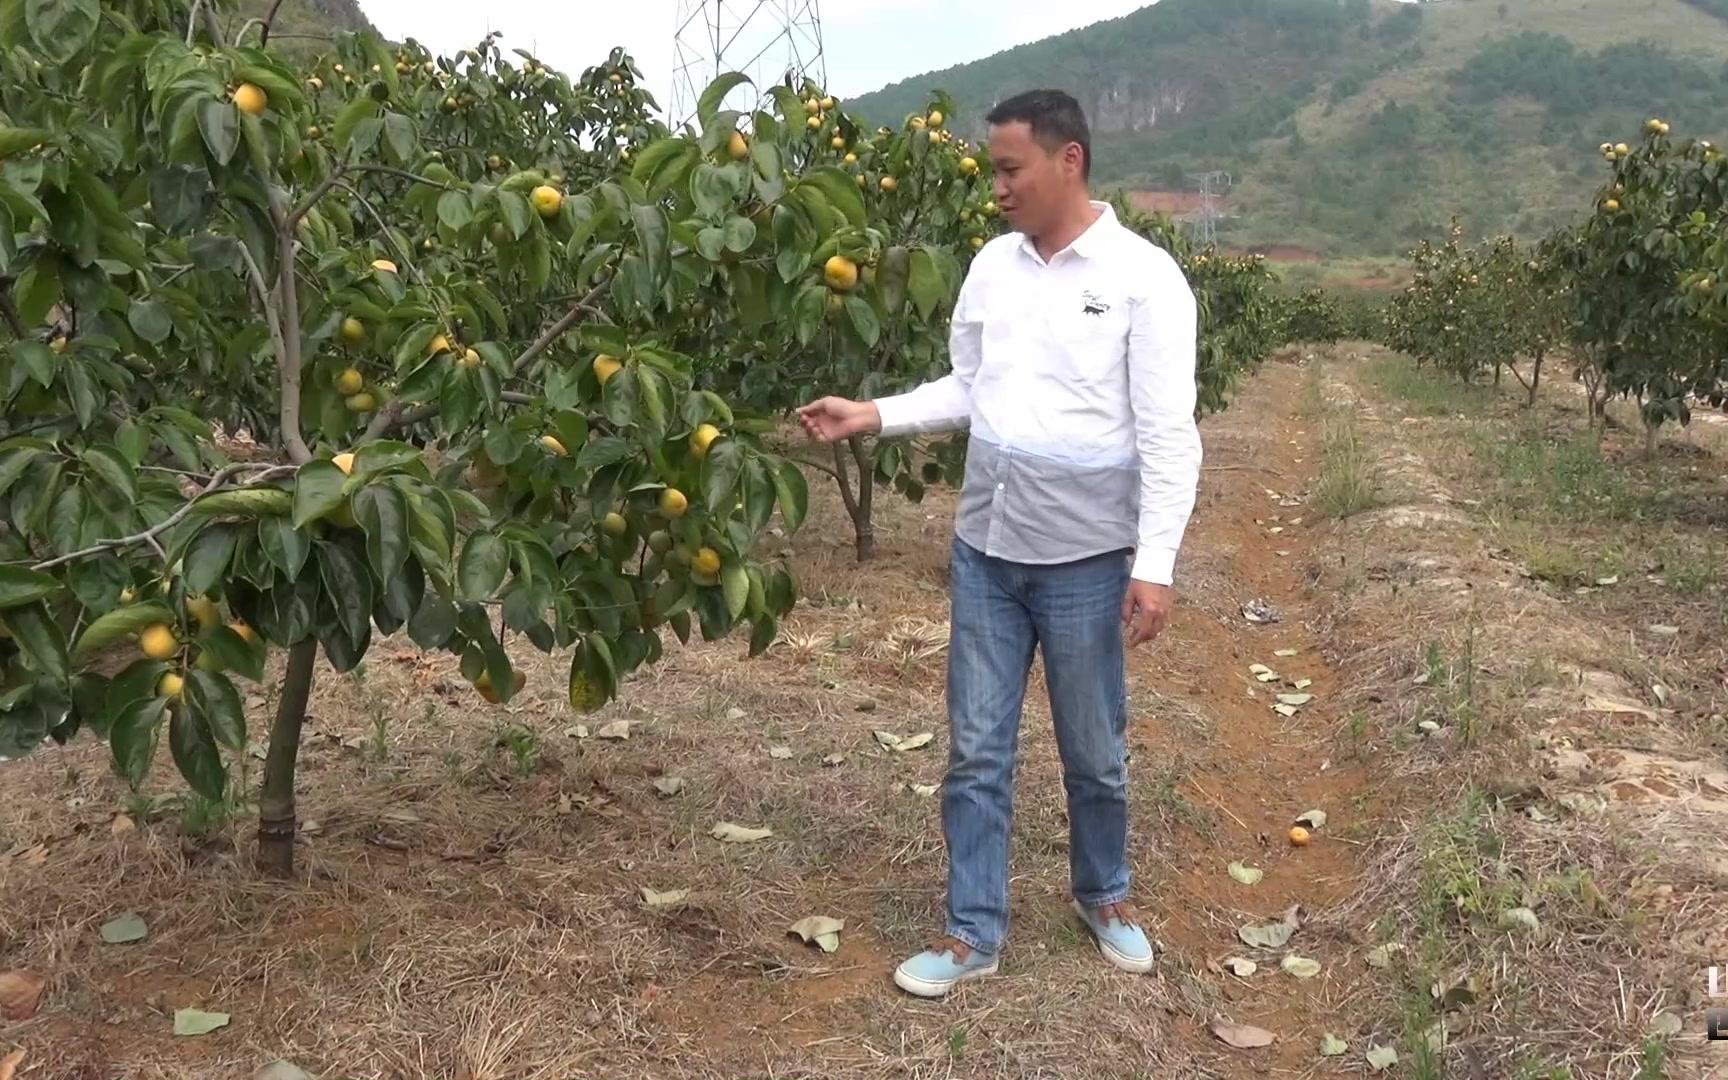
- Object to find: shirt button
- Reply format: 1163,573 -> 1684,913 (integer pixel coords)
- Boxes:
996,483 -> 1005,491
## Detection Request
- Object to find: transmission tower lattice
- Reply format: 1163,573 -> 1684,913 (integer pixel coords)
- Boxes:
1186,170 -> 1232,248
671,0 -> 826,130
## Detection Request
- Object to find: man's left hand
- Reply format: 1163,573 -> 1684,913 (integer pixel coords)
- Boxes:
1122,581 -> 1175,647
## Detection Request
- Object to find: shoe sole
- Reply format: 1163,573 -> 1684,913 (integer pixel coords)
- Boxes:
1072,900 -> 1156,974
893,959 -> 1000,998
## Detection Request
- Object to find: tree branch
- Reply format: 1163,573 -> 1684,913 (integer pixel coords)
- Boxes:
286,152 -> 352,230
275,224 -> 313,465
359,276 -> 612,442
0,277 -> 26,338
786,454 -> 840,480
347,165 -> 461,191
831,442 -> 858,516
256,0 -> 287,47
29,465 -> 292,572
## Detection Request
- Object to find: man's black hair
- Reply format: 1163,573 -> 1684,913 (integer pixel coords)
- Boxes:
985,89 -> 1091,180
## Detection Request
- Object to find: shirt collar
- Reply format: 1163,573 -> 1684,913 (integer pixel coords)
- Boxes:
1016,200 -> 1118,263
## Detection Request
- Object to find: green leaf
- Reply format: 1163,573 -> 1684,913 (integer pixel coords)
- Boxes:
127,297 -> 173,344
181,523 -> 239,596
748,612 -> 777,657
691,162 -> 742,218
2,601 -> 67,682
197,99 -> 239,167
194,624 -> 264,682
382,111 -> 415,163
45,483 -> 83,556
333,95 -> 381,148
168,704 -> 225,800
355,484 -> 409,583
14,340 -> 56,386
457,532 -> 509,601
80,446 -> 137,502
108,695 -> 165,787
437,190 -> 472,230
498,190 -> 530,239
722,215 -> 756,253
0,126 -> 51,157
793,283 -> 825,345
698,72 -> 752,124
317,541 -> 373,649
908,248 -> 946,320
631,203 -> 669,284
773,459 -> 809,533
799,167 -> 866,227
721,563 -> 749,619
352,441 -> 422,479
0,446 -> 42,498
72,601 -> 174,661
406,591 -> 456,648
631,139 -> 697,198
259,516 -> 310,578
186,669 -> 244,750
844,294 -> 880,347
191,487 -> 292,518
25,0 -> 95,64
701,437 -> 744,515
0,565 -> 60,608
291,460 -> 347,528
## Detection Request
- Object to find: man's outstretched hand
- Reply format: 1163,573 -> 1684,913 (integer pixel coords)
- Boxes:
1122,580 -> 1175,647
798,396 -> 881,443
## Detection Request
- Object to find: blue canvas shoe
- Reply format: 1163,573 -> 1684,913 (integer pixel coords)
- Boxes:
892,936 -> 999,998
1072,900 -> 1155,973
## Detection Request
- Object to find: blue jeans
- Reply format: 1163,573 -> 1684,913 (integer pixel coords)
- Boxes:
942,537 -> 1132,955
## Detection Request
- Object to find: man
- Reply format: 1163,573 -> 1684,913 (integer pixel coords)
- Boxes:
797,89 -> 1202,998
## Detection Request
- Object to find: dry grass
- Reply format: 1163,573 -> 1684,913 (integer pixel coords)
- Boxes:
5,348 -> 1726,1079
1295,344 -> 1728,1078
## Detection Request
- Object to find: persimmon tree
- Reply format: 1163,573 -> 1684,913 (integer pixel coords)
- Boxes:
0,2 -> 829,876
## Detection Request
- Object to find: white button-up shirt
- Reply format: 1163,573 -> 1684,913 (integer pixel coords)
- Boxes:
873,200 -> 1202,585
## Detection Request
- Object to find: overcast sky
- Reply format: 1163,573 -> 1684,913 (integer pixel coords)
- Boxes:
358,0 -> 1157,111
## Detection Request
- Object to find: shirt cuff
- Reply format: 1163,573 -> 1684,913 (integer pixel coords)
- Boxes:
1130,546 -> 1177,586
872,393 -> 916,439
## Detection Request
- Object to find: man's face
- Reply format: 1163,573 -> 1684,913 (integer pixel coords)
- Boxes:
987,120 -> 1080,237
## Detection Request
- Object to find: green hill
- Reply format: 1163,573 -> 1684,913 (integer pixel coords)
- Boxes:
847,0 -> 1728,256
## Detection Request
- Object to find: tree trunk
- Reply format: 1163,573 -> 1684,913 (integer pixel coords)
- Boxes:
256,638 -> 317,878
1493,362 -> 1503,388
831,439 -> 875,562
1644,416 -> 1661,458
1526,351 -> 1544,409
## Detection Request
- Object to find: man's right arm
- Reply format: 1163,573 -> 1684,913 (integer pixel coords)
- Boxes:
870,256 -> 986,438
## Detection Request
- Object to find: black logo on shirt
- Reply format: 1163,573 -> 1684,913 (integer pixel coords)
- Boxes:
1081,290 -> 1110,316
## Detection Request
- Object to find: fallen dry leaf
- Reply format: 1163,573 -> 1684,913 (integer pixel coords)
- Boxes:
640,887 -> 690,909
111,813 -> 136,835
910,783 -> 939,797
0,970 -> 45,1020
652,776 -> 686,797
1223,957 -> 1257,977
768,745 -> 793,760
822,752 -> 846,767
788,915 -> 844,953
1210,1018 -> 1275,1048
596,720 -> 632,740
0,1048 -> 24,1080
710,822 -> 773,843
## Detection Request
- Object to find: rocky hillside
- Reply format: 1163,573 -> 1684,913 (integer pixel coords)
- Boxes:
847,0 -> 1728,255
